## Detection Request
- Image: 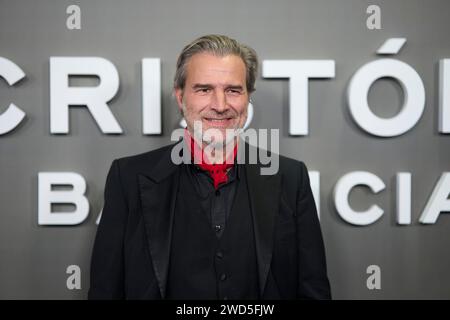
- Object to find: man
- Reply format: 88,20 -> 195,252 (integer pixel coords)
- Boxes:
88,34 -> 331,300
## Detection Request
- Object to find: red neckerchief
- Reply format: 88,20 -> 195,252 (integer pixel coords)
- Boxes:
185,129 -> 238,190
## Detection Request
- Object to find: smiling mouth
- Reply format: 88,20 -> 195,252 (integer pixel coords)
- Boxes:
204,118 -> 232,122
203,117 -> 234,128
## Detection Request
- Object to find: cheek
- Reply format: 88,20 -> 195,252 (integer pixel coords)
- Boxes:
235,101 -> 249,117
182,103 -> 197,117
184,96 -> 209,114
184,108 -> 200,123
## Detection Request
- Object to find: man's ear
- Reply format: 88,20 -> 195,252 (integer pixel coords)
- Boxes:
174,88 -> 184,111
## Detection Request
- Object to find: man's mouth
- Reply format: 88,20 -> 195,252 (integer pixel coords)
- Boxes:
203,117 -> 234,128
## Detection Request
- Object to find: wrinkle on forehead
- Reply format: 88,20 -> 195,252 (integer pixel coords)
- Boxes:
186,53 -> 246,85
206,67 -> 235,74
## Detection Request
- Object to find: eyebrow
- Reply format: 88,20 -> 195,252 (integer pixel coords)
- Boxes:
192,84 -> 213,90
225,85 -> 244,91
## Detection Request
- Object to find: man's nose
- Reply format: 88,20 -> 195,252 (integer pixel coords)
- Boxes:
211,90 -> 228,112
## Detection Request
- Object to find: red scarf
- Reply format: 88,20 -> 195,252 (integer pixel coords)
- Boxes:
185,129 -> 238,189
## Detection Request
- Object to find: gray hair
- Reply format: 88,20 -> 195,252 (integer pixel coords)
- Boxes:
174,34 -> 258,93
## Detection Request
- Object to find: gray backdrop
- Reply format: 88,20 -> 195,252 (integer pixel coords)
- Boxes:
1,0 -> 449,299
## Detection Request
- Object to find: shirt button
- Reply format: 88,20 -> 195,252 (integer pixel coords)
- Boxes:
223,296 -> 228,300
215,225 -> 222,232
216,251 -> 223,259
220,274 -> 227,281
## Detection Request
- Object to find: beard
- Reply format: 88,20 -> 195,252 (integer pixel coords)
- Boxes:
182,103 -> 246,149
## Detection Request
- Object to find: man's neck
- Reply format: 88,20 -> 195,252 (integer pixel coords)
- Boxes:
200,139 -> 238,165
185,130 -> 238,165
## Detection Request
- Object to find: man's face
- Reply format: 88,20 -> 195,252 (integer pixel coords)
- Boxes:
175,52 -> 249,146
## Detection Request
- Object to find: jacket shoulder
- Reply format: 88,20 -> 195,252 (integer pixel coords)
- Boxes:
278,153 -> 307,172
276,154 -> 309,193
112,143 -> 177,175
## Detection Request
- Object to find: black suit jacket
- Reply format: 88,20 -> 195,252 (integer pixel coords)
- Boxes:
88,141 -> 331,299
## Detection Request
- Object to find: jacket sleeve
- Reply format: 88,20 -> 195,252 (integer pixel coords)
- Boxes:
296,161 -> 331,299
88,159 -> 128,299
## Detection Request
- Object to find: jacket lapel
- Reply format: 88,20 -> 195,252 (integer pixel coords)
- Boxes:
138,142 -> 180,299
243,143 -> 281,297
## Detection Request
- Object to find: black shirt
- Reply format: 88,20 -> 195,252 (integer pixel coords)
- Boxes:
183,163 -> 240,238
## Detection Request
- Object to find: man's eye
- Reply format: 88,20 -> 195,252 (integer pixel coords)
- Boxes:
197,88 -> 210,93
227,89 -> 241,94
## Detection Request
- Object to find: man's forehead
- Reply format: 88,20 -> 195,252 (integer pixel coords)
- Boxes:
189,52 -> 243,67
185,53 -> 246,81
